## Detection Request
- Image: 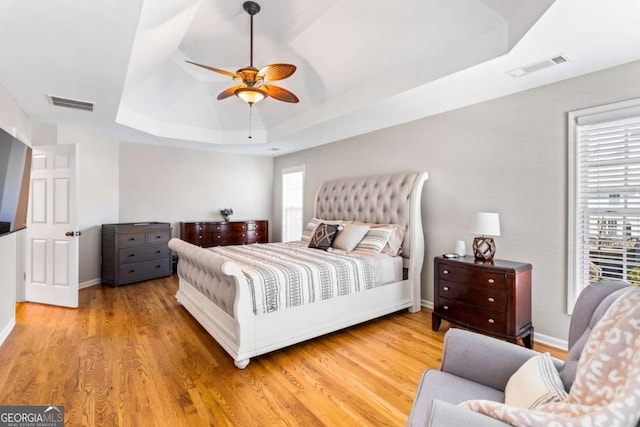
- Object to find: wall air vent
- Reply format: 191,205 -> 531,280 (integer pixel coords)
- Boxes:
507,54 -> 570,78
48,95 -> 94,111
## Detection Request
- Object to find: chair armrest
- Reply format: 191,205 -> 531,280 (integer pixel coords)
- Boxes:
424,400 -> 512,427
440,329 -> 560,391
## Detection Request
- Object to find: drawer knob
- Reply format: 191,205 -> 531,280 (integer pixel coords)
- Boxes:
156,250 -> 161,254
488,278 -> 495,284
443,305 -> 449,310
129,269 -> 135,273
155,235 -> 161,239
488,297 -> 495,303
155,265 -> 161,269
488,318 -> 495,324
443,270 -> 449,275
129,238 -> 135,241
128,254 -> 135,257
443,286 -> 449,291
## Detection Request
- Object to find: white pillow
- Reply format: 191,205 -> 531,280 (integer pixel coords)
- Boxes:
505,353 -> 567,409
354,227 -> 393,253
332,224 -> 370,251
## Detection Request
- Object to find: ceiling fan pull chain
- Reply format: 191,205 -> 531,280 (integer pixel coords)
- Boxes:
248,104 -> 253,139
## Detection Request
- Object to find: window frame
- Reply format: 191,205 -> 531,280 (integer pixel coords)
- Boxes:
568,97 -> 640,313
281,165 -> 305,242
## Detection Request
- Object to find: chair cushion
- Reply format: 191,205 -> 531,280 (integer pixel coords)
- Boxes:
504,353 -> 567,409
408,369 -> 504,426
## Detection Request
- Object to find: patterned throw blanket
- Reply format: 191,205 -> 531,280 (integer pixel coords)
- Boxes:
211,243 -> 375,315
461,287 -> 640,426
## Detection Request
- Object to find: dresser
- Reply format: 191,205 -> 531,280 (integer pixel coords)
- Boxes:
179,220 -> 268,247
101,222 -> 172,287
432,256 -> 533,348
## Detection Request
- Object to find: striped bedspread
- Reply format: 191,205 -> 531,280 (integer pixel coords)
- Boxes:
211,243 -> 375,315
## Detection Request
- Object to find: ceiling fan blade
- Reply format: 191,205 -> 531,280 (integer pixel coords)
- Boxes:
217,85 -> 246,100
262,85 -> 299,103
185,61 -> 238,78
258,64 -> 297,81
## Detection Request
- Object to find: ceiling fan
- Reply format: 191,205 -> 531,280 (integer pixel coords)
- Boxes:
186,1 -> 299,105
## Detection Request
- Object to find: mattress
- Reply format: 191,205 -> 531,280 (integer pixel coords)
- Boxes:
210,242 -> 403,315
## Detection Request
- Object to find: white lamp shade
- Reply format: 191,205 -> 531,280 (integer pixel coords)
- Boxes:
469,212 -> 501,236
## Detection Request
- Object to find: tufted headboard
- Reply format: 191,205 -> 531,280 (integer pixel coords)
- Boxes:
313,172 -> 428,258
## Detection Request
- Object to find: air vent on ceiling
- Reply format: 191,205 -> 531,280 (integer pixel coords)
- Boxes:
507,54 -> 570,78
48,95 -> 94,111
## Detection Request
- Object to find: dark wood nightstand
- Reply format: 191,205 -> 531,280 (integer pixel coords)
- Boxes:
432,256 -> 534,348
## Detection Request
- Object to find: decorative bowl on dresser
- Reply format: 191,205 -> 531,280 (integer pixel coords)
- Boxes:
179,220 -> 268,247
101,222 -> 172,286
432,255 -> 534,348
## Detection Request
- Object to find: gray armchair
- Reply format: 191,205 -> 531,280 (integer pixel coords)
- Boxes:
408,280 -> 632,426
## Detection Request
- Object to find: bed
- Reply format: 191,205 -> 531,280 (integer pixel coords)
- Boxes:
168,171 -> 428,368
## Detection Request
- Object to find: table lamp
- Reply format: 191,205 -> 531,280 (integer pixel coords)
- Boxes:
469,212 -> 501,261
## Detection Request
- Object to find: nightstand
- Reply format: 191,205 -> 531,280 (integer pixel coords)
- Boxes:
432,256 -> 534,348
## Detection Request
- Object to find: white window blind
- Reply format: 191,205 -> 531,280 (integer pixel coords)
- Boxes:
570,105 -> 640,311
281,166 -> 304,242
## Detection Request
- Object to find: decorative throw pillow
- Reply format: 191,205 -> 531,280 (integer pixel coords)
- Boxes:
504,352 -> 568,409
354,227 -> 393,253
301,218 -> 348,245
308,223 -> 340,250
332,224 -> 370,251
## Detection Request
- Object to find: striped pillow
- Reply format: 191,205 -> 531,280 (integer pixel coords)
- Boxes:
354,227 -> 393,253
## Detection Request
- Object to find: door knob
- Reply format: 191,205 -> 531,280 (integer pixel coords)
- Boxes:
65,231 -> 74,236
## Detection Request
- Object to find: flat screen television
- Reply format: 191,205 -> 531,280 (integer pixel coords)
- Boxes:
0,127 -> 32,237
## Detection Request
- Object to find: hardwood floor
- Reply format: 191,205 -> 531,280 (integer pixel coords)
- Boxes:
0,275 -> 565,426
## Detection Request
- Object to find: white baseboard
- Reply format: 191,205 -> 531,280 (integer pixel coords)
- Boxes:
79,278 -> 101,289
420,300 -> 568,351
0,319 -> 16,347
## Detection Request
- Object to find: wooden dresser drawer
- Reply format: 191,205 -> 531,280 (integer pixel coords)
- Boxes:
118,258 -> 171,282
438,279 -> 506,311
436,297 -> 507,334
117,232 -> 146,247
118,244 -> 170,264
438,263 -> 506,290
146,230 -> 170,244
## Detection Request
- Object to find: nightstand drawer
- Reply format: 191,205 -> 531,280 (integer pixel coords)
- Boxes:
436,297 -> 507,334
438,279 -> 506,311
438,264 -> 506,290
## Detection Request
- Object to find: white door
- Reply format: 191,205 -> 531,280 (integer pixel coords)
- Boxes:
26,145 -> 79,308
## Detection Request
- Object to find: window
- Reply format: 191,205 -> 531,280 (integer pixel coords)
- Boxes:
568,98 -> 640,312
281,166 -> 304,242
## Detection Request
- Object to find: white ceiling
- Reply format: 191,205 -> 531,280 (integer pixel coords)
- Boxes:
1,0 -> 640,156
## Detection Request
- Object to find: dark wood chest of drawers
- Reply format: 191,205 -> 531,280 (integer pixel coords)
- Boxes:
101,222 -> 172,286
179,220 -> 268,247
432,256 -> 534,348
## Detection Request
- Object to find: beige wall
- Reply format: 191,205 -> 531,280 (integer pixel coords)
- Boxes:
273,59 -> 640,344
118,142 -> 274,238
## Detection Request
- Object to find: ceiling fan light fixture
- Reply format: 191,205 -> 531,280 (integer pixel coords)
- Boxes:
235,87 -> 267,105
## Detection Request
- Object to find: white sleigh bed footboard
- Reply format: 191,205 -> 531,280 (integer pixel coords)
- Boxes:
170,171 -> 428,369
